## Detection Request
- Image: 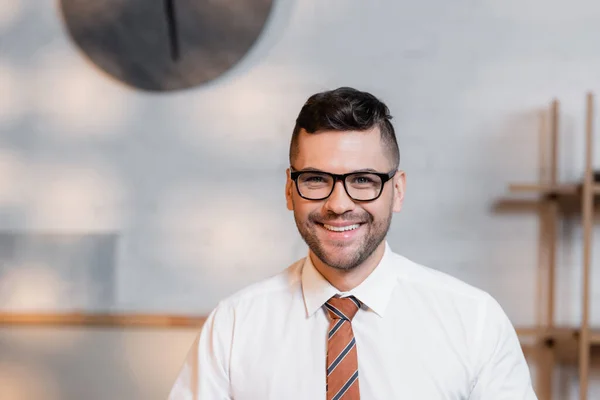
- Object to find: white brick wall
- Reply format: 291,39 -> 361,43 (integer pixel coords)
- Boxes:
1,0 -> 599,398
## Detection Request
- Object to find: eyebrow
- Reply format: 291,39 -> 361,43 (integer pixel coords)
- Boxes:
297,167 -> 380,173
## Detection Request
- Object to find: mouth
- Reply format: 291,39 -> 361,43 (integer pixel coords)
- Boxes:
321,223 -> 362,232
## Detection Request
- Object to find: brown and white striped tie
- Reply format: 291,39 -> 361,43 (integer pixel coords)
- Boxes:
324,296 -> 361,400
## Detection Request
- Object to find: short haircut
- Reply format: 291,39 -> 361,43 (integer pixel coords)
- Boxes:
289,87 -> 400,169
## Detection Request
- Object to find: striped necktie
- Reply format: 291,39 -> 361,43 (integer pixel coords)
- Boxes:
324,296 -> 361,400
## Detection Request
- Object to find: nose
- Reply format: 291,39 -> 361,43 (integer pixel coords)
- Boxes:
324,180 -> 356,215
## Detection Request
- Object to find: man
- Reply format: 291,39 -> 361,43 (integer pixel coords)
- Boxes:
168,87 -> 537,399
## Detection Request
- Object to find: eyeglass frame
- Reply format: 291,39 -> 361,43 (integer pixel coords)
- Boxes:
289,167 -> 397,202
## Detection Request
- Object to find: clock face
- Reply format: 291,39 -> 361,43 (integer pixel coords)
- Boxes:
59,0 -> 274,91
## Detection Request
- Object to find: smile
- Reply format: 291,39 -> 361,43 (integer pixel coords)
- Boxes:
322,223 -> 361,232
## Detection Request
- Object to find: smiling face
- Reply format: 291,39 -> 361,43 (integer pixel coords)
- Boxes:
286,127 -> 405,271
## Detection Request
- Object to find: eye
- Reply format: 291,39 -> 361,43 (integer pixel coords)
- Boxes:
299,173 -> 330,184
352,175 -> 375,184
354,176 -> 374,184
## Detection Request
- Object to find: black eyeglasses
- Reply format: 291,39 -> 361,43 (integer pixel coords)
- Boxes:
290,168 -> 397,201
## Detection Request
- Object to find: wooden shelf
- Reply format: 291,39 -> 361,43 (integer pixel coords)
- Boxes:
591,330 -> 600,345
506,182 -> 600,217
508,183 -> 581,196
517,326 -> 600,342
517,326 -> 600,366
509,182 -> 600,196
0,312 -> 207,328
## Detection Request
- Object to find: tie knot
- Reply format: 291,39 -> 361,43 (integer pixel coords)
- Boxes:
325,296 -> 361,321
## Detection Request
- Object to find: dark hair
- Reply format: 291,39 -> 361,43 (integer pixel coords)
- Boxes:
289,87 -> 399,168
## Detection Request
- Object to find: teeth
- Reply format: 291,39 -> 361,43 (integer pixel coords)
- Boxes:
323,224 -> 360,232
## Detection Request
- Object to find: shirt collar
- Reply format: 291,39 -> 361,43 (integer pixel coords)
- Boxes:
301,241 -> 400,318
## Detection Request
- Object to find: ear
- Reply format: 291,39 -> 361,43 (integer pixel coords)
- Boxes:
285,168 -> 294,211
392,170 -> 406,213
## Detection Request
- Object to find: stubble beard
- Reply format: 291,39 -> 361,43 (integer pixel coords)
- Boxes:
294,209 -> 392,271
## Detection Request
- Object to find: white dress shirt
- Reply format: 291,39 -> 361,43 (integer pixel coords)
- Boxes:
168,242 -> 537,399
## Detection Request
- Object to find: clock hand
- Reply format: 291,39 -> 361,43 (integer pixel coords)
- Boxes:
164,0 -> 180,61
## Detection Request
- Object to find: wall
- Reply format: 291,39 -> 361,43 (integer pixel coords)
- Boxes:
0,326 -> 198,400
1,0 -> 600,398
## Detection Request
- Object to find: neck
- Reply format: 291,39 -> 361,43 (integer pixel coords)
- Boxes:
310,241 -> 387,292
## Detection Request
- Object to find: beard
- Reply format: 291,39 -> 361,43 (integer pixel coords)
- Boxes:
293,206 -> 392,271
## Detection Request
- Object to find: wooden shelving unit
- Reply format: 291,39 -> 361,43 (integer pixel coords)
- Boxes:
0,312 -> 206,328
508,93 -> 598,400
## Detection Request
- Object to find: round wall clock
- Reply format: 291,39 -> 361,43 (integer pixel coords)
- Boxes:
59,0 -> 274,91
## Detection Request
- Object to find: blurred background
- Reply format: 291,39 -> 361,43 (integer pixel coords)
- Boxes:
1,0 -> 599,399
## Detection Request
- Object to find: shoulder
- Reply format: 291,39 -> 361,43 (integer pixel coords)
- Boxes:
391,251 -> 491,303
389,250 -> 509,334
389,251 -> 520,366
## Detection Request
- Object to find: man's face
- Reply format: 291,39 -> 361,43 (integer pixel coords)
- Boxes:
286,127 -> 405,271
